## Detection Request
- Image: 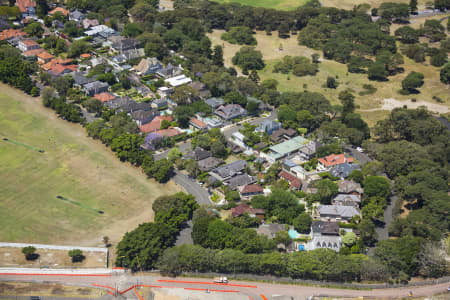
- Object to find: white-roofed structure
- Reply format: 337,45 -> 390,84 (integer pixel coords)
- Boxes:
164,74 -> 192,87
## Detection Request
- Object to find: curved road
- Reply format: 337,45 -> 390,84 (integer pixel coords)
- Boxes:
0,273 -> 448,299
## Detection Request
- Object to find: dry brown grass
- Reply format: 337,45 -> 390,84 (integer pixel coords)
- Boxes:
0,247 -> 106,268
0,282 -> 101,297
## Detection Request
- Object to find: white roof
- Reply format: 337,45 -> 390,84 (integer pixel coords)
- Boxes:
164,75 -> 192,87
232,132 -> 245,140
85,25 -> 114,36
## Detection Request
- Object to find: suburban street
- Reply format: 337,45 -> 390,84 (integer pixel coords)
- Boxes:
173,171 -> 211,205
0,272 -> 449,300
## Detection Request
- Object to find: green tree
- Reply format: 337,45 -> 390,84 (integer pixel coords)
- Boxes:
122,22 -> 143,37
401,71 -> 424,94
363,176 -> 390,198
110,134 -> 145,166
68,249 -> 84,263
342,232 -> 357,247
84,98 -> 103,115
232,46 -> 264,72
338,90 -> 355,116
358,219 -> 377,247
440,63 -> 450,85
212,45 -> 224,66
315,179 -> 339,204
409,0 -> 418,13
22,246 -> 38,260
394,26 -> 419,44
24,22 -> 44,38
167,147 -> 182,162
153,192 -> 198,230
326,76 -> 337,89
221,26 -> 256,45
368,62 -> 388,81
144,34 -> 168,60
67,40 -> 91,58
274,231 -> 292,248
293,213 -> 312,234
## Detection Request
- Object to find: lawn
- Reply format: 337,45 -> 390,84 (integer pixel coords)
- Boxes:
0,84 -> 180,246
210,0 -> 307,10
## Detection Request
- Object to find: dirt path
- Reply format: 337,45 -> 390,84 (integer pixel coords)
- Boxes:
360,98 -> 449,114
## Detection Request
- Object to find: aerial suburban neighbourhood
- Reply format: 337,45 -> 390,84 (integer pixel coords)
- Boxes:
0,0 -> 449,299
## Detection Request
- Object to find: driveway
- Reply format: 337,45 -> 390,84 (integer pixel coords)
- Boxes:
173,171 -> 211,206
153,140 -> 191,161
343,146 -> 371,165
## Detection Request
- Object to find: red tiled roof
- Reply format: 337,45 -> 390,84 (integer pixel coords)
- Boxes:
16,0 -> 36,13
154,127 -> 181,137
241,184 -> 263,194
20,39 -> 39,47
318,154 -> 353,168
93,92 -> 115,103
231,203 -> 265,217
0,29 -> 27,40
41,58 -> 73,71
279,170 -> 302,189
23,48 -> 44,57
80,53 -> 91,58
49,7 -> 69,16
48,64 -> 77,75
139,116 -> 173,133
37,51 -> 54,60
189,118 -> 207,128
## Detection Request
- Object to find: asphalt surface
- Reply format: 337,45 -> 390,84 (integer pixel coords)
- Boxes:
173,171 -> 211,206
343,146 -> 371,165
153,141 -> 192,161
1,274 -> 449,300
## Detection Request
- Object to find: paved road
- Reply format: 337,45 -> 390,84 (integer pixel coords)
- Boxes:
223,110 -> 278,139
343,146 -> 371,165
1,274 -> 449,300
153,141 -> 192,161
175,221 -> 193,246
173,171 -> 211,205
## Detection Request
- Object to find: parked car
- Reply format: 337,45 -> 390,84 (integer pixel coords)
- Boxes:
356,147 -> 363,153
213,276 -> 228,283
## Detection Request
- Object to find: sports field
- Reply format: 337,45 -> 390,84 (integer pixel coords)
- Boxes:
0,84 -> 180,246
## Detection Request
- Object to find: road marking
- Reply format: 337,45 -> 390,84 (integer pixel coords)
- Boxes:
134,287 -> 145,300
157,279 -> 257,288
0,273 -> 111,277
260,295 -> 268,300
183,287 -> 239,292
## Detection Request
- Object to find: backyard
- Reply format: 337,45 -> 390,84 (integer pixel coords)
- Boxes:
0,84 -> 181,246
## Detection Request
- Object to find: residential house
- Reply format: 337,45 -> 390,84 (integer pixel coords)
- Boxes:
84,25 -> 115,38
122,48 -> 145,60
189,81 -> 210,99
151,98 -> 168,109
215,104 -> 247,120
203,117 -> 223,129
36,51 -> 54,64
205,97 -> 224,110
157,86 -> 173,99
118,100 -> 151,114
279,170 -> 302,190
330,163 -> 360,179
51,20 -> 64,29
231,132 -> 248,150
226,173 -> 255,190
130,110 -> 159,126
82,18 -> 99,30
83,81 -> 109,96
298,141 -> 321,160
332,194 -> 361,208
49,7 -> 69,16
0,29 -> 27,41
231,203 -> 264,220
23,48 -> 44,58
42,58 -> 74,71
0,16 -> 9,31
156,63 -> 182,79
135,57 -> 162,76
265,136 -> 309,163
48,64 -> 77,77
189,118 -> 208,131
307,221 -> 342,252
69,9 -> 85,23
197,157 -> 223,172
256,224 -> 286,239
139,115 -> 173,133
337,180 -> 364,197
18,39 -> 39,52
93,92 -> 116,103
136,85 -> 152,98
111,37 -> 140,53
71,71 -> 96,87
141,132 -> 163,151
184,147 -> 211,161
16,0 -> 36,18
317,153 -> 354,171
255,120 -> 281,135
317,205 -> 360,221
165,74 -> 192,87
270,128 -> 297,143
239,184 -> 263,199
209,160 -> 248,182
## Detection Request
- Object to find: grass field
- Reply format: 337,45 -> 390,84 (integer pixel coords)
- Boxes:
0,282 -> 101,297
0,84 -> 181,246
208,28 -> 449,124
211,0 -> 431,11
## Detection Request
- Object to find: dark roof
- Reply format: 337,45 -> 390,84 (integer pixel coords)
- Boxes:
226,174 -> 255,190
72,72 -> 96,85
271,128 -> 297,142
330,163 -> 360,178
130,110 -> 159,123
256,224 -> 286,238
197,157 -> 223,172
215,104 -> 247,120
205,97 -> 224,108
84,80 -> 108,91
111,37 -> 140,51
210,160 -> 248,180
185,147 -> 211,161
311,221 -> 340,236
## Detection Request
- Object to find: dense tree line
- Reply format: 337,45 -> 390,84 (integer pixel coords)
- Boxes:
0,45 -> 36,94
116,192 -> 196,271
157,244 -> 368,281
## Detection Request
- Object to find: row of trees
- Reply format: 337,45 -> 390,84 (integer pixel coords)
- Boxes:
22,246 -> 85,263
0,45 -> 36,94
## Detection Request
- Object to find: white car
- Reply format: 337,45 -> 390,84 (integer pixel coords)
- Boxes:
356,147 -> 363,153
